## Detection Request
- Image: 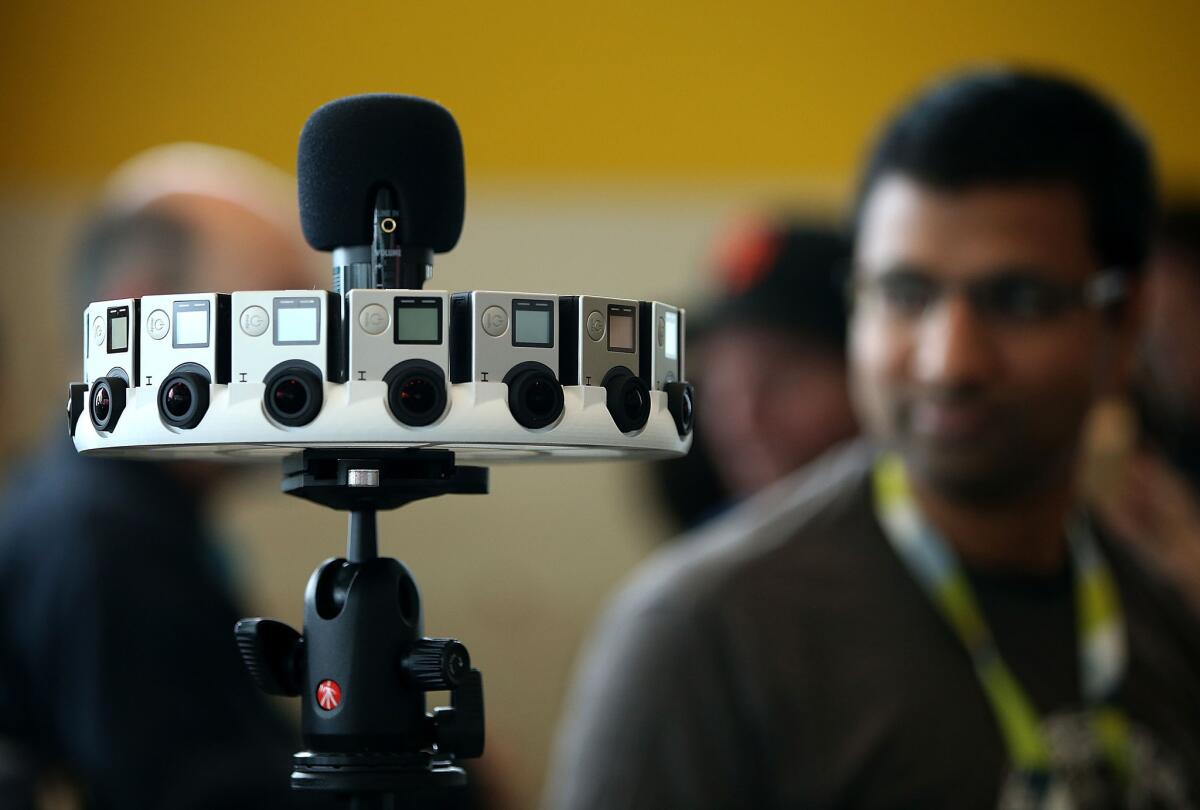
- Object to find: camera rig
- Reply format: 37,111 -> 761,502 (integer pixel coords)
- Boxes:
68,94 -> 693,807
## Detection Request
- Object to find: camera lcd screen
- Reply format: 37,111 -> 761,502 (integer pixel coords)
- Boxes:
173,300 -> 211,348
664,310 -> 679,361
274,297 -> 321,346
512,299 -> 554,348
608,306 -> 635,353
107,306 -> 129,353
394,298 -> 442,344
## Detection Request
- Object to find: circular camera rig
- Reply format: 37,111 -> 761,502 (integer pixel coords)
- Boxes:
70,287 -> 693,460
68,94 -> 694,808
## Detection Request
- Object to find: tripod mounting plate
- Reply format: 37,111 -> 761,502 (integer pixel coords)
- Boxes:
281,448 -> 487,511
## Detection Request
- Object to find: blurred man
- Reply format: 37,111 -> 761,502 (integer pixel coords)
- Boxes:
0,144 -> 326,809
548,70 -> 1200,809
649,220 -> 857,530
1100,201 -> 1200,614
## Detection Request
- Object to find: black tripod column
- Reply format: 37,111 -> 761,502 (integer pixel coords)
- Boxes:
349,505 -> 378,562
299,510 -> 429,756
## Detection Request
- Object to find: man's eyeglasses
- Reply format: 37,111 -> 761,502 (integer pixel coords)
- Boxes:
849,267 -> 1128,325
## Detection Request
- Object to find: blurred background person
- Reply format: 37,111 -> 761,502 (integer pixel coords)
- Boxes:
1096,199 -> 1200,615
648,218 -> 857,531
0,143 -> 330,809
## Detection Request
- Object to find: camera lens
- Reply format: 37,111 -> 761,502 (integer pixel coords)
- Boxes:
603,368 -> 651,433
621,385 -> 646,421
505,364 -> 564,430
263,363 -> 323,427
681,389 -> 694,426
158,368 -> 210,430
272,378 -> 309,416
93,388 -> 111,422
522,376 -> 557,417
399,377 -> 435,413
386,361 -> 448,427
163,381 -> 193,419
89,377 -> 127,433
666,380 -> 695,436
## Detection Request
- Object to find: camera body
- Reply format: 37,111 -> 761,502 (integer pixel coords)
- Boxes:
639,301 -> 685,389
450,291 -> 563,429
348,289 -> 450,426
84,298 -> 139,386
560,295 -> 650,433
83,298 -> 140,433
231,291 -> 339,428
640,301 -> 693,437
139,294 -> 231,430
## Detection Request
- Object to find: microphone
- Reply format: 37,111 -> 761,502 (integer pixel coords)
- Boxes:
297,94 -> 465,292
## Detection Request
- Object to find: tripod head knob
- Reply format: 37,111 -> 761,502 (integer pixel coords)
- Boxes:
403,638 -> 471,690
235,618 -> 304,697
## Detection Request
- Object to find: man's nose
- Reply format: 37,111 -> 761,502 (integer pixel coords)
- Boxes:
913,294 -> 1000,387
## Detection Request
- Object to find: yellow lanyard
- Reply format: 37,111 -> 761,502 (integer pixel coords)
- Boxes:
872,453 -> 1132,789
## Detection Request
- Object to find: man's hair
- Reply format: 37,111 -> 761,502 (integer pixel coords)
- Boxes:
853,68 -> 1158,274
70,208 -> 193,310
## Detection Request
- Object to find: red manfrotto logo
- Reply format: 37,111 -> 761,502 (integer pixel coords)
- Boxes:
316,679 -> 342,711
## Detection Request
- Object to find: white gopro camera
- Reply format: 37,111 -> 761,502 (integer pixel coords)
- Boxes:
640,301 -> 693,436
230,291 -> 340,428
560,295 -> 650,433
450,291 -> 564,429
348,289 -> 450,427
83,298 -> 139,433
139,293 -> 231,430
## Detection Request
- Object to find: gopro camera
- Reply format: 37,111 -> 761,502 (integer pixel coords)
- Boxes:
140,293 -> 231,430
348,289 -> 449,427
83,298 -> 139,433
450,291 -> 564,429
640,301 -> 693,437
231,291 -> 340,428
560,295 -> 650,433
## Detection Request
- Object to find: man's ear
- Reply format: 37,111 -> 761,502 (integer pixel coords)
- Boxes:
1101,275 -> 1145,396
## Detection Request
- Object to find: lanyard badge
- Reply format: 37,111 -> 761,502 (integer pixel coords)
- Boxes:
872,453 -> 1132,802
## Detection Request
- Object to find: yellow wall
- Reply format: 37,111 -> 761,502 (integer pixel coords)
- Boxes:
3,0 -> 1199,185
3,3 -> 1199,807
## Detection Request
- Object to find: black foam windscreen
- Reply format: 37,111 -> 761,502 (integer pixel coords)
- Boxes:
297,94 -> 465,253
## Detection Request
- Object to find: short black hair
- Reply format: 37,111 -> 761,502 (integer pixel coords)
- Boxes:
853,68 -> 1158,274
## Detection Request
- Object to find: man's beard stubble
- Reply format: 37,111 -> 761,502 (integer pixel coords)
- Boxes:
889,394 -> 1080,508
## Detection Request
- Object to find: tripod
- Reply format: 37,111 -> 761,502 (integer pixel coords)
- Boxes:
235,449 -> 488,809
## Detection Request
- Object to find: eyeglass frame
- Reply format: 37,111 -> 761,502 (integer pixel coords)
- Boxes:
846,265 -> 1129,327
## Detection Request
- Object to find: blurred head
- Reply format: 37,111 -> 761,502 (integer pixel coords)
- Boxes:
849,69 -> 1154,504
698,219 -> 858,498
74,142 -> 321,308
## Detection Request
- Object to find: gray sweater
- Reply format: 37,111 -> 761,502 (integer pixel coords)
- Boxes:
547,442 -> 1200,809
